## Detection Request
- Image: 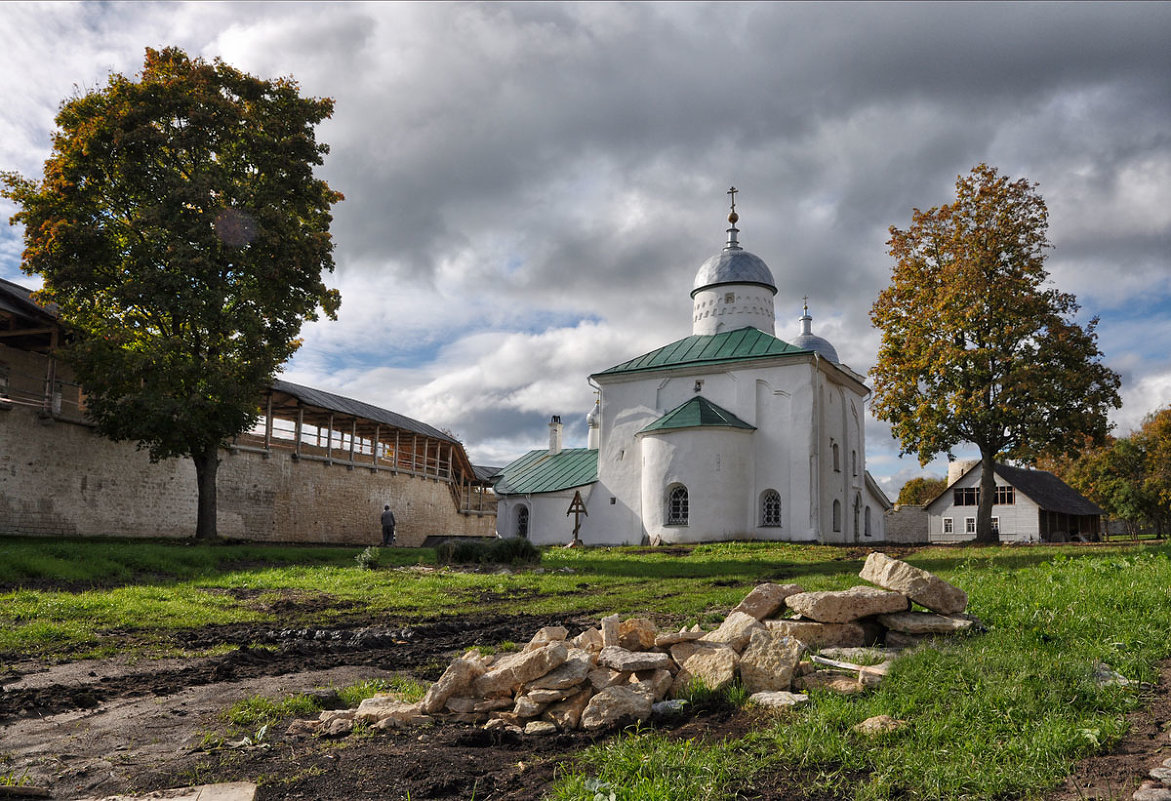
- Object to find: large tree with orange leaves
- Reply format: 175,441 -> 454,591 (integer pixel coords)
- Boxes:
870,164 -> 1120,543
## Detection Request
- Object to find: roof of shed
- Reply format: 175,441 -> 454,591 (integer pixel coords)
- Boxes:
593,327 -> 811,378
928,462 -> 1104,516
993,463 -> 1105,515
493,448 -> 599,495
639,396 -> 755,434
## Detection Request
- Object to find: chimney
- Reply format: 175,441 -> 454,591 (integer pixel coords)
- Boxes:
947,459 -> 979,486
549,415 -> 563,455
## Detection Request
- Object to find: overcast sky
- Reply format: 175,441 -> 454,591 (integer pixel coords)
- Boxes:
2,2 -> 1169,496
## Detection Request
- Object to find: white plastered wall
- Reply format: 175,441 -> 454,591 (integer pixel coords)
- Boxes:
640,426 -> 754,543
926,466 -> 1040,543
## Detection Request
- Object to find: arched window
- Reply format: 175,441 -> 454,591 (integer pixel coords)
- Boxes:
864,506 -> 872,537
667,484 -> 689,526
854,494 -> 862,535
760,490 -> 782,527
516,505 -> 530,539
833,442 -> 840,472
832,499 -> 841,532
852,450 -> 858,477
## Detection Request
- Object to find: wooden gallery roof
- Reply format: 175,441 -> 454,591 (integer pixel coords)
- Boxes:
259,379 -> 487,486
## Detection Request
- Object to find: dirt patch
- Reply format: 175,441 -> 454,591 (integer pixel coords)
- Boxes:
1043,660 -> 1171,801
2,609 -> 1169,800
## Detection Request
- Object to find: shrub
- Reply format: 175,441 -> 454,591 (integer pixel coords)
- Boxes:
491,536 -> 541,565
355,546 -> 380,570
434,537 -> 541,566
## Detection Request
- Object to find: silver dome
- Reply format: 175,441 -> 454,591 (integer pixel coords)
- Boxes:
792,303 -> 839,363
586,400 -> 600,427
691,248 -> 777,298
792,332 -> 839,363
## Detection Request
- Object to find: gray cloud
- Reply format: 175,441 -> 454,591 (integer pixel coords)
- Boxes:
2,1 -> 1169,494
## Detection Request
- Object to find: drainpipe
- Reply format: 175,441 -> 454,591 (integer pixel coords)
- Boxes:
810,353 -> 820,539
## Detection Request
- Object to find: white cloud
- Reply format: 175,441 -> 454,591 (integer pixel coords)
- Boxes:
2,1 -> 1169,482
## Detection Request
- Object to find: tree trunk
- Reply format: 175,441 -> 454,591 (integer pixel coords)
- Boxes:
192,444 -> 219,541
975,449 -> 1000,544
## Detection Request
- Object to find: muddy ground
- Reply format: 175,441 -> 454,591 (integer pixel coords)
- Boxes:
1,607 -> 1168,800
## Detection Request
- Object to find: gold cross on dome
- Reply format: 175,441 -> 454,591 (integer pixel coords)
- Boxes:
727,186 -> 738,215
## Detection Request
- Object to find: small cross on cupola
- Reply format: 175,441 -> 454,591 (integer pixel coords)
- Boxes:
725,186 -> 741,249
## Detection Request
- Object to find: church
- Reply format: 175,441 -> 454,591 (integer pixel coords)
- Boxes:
493,193 -> 891,546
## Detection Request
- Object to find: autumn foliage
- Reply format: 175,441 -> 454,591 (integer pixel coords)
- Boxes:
2,48 -> 343,540
870,164 -> 1121,543
1042,408 -> 1171,536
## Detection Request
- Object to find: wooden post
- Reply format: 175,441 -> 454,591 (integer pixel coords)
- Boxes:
326,413 -> 334,461
372,424 -> 380,466
394,429 -> 400,471
348,417 -> 357,464
43,328 -> 58,414
263,392 -> 274,451
294,405 -> 304,458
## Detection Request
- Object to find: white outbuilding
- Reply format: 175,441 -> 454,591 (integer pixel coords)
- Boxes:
494,194 -> 890,545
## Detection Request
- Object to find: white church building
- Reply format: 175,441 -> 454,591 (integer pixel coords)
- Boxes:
493,195 -> 891,546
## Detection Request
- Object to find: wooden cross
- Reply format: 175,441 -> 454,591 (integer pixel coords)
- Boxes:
566,490 -> 588,547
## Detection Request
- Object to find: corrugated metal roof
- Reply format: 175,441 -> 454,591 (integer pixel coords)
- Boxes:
473,464 -> 504,483
270,379 -> 458,444
594,327 -> 810,378
639,396 -> 755,434
493,448 -> 599,495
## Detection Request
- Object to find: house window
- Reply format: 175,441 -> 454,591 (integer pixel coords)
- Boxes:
991,516 -> 1000,536
864,506 -> 872,537
832,500 -> 841,532
953,487 -> 980,506
994,486 -> 1015,505
965,517 -> 976,535
516,506 -> 530,539
667,484 -> 689,526
832,443 -> 840,472
760,490 -> 782,527
943,517 -> 953,534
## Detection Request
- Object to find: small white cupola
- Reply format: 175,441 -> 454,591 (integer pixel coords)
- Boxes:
691,187 -> 778,336
791,297 -> 839,363
585,399 -> 601,450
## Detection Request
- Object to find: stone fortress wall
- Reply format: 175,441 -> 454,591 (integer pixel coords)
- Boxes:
0,403 -> 494,546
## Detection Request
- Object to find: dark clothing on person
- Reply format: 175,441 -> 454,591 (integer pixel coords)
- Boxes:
380,508 -> 396,546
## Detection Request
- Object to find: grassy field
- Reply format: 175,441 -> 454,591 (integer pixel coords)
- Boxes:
2,536 -> 1170,799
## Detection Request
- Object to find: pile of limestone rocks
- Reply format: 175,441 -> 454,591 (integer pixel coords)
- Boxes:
289,552 -> 981,738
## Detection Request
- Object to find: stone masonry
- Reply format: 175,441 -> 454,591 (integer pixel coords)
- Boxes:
291,553 -> 984,737
0,404 -> 494,545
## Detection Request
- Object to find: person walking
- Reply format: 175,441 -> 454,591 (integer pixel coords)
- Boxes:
380,505 -> 396,546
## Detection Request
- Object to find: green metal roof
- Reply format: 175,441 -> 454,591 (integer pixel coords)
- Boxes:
639,396 -> 756,434
493,448 -> 598,496
593,327 -> 811,378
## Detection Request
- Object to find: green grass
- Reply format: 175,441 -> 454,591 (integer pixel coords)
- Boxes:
3,536 -> 1170,800
215,676 -> 428,744
551,546 -> 1171,801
